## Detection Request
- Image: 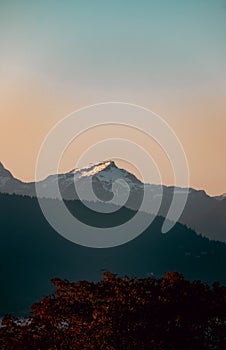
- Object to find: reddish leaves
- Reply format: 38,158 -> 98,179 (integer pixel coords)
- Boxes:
1,272 -> 226,349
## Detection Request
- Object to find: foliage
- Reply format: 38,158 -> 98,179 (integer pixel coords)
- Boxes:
2,193 -> 226,316
1,272 -> 226,350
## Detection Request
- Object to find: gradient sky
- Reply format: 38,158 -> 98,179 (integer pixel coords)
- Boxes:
0,0 -> 226,195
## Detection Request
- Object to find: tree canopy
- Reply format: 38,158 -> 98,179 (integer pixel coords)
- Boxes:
1,272 -> 226,349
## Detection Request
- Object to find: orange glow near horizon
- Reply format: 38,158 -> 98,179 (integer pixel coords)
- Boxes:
1,0 -> 226,197
0,78 -> 225,196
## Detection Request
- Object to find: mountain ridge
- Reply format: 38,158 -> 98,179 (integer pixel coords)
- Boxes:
0,160 -> 225,243
1,192 -> 226,316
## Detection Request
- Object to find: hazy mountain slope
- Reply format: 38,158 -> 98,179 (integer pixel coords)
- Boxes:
0,160 -> 225,242
0,193 -> 226,316
215,192 -> 226,201
158,187 -> 226,242
0,162 -> 33,195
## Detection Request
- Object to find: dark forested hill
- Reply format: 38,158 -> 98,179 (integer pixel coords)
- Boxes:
0,193 -> 226,316
1,160 -> 226,243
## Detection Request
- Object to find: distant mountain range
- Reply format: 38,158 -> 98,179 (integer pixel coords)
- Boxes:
0,160 -> 225,242
1,193 -> 226,316
214,192 -> 226,201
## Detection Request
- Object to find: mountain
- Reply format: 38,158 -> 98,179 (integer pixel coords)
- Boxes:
1,193 -> 226,316
159,186 -> 226,242
215,192 -> 226,201
0,161 -> 144,201
0,162 -> 31,195
37,160 -> 145,204
0,161 -> 225,242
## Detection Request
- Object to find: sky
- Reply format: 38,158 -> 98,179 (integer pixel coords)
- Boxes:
0,0 -> 226,195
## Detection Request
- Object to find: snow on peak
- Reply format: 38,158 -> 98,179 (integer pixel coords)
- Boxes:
72,160 -> 116,178
65,160 -> 142,190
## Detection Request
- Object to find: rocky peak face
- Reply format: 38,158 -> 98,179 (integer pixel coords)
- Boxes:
0,162 -> 13,178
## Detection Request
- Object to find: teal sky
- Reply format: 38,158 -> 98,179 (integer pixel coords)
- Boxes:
0,0 -> 226,195
1,0 -> 226,94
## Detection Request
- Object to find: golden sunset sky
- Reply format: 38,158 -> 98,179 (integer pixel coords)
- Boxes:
0,0 -> 225,195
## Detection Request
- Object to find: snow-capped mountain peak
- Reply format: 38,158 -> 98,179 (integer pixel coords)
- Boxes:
63,160 -> 142,186
71,160 -> 115,178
